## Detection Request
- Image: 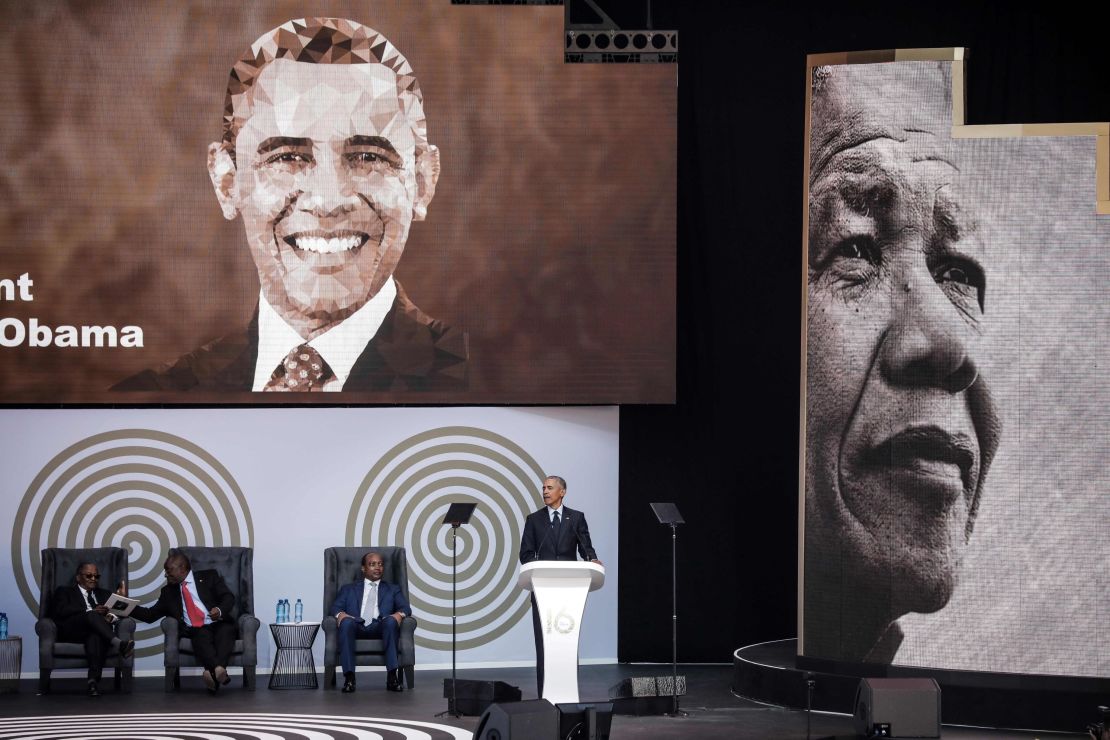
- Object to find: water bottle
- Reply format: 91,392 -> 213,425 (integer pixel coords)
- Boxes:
275,599 -> 283,624
294,598 -> 303,624
280,599 -> 288,623
0,612 -> 8,639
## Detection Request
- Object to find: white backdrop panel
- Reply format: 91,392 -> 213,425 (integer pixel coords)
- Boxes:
0,406 -> 619,673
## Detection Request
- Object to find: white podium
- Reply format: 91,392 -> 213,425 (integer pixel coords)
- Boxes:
518,561 -> 605,704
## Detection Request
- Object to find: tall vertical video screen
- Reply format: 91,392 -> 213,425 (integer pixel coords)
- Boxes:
0,2 -> 675,404
802,59 -> 1108,677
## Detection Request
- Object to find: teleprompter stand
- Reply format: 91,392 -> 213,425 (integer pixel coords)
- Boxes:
436,501 -> 476,719
650,502 -> 688,717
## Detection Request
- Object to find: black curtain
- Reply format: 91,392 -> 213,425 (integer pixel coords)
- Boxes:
618,2 -> 1110,662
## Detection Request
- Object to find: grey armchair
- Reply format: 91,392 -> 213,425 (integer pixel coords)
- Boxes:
162,546 -> 259,691
36,547 -> 136,694
322,546 -> 417,689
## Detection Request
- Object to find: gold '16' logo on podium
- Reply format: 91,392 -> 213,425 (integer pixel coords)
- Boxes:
545,609 -> 576,635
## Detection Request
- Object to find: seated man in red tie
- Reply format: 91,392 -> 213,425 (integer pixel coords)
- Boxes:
330,551 -> 411,693
50,562 -> 134,696
132,552 -> 236,693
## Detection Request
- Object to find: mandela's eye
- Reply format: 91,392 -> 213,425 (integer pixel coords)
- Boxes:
936,264 -> 971,286
933,259 -> 986,311
831,236 -> 880,266
810,234 -> 882,290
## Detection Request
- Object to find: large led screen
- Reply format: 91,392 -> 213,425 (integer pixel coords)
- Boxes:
801,56 -> 1108,677
0,2 -> 675,404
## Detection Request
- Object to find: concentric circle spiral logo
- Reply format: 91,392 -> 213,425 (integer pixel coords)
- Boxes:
11,429 -> 253,657
347,426 -> 545,650
0,714 -> 471,740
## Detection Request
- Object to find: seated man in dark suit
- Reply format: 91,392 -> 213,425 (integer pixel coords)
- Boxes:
330,551 -> 411,693
518,475 -> 602,696
131,552 -> 236,693
50,562 -> 134,696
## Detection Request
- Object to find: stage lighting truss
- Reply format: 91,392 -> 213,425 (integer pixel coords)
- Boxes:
450,0 -> 677,64
565,29 -> 678,63
452,1 -> 563,5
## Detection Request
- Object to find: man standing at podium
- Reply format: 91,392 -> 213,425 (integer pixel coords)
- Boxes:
518,475 -> 601,696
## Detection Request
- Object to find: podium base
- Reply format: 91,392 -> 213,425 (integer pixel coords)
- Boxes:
443,678 -> 522,716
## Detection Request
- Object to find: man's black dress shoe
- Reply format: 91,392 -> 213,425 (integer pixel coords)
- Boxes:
386,668 -> 403,692
342,673 -> 356,693
87,680 -> 100,697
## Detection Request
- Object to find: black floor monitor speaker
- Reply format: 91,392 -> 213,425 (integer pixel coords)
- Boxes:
556,702 -> 614,740
473,699 -> 558,740
853,678 -> 941,738
444,678 -> 522,716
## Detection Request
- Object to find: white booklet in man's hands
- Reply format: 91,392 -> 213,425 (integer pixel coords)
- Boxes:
104,593 -> 140,616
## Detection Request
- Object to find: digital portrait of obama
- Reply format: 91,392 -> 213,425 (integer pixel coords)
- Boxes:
113,18 -> 468,393
802,62 -> 1002,664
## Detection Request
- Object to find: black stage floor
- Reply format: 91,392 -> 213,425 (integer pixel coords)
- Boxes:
0,664 -> 1091,739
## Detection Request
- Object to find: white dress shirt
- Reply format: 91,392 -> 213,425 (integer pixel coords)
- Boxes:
547,505 -> 564,524
252,277 -> 398,391
79,585 -> 118,622
79,585 -> 96,610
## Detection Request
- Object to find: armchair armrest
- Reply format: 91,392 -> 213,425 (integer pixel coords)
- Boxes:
237,614 -> 260,633
35,617 -> 57,641
321,615 -> 338,645
160,617 -> 180,666
116,617 -> 136,641
35,618 -> 57,665
113,617 -> 137,672
397,615 -> 417,666
237,613 -> 260,666
322,615 -> 339,687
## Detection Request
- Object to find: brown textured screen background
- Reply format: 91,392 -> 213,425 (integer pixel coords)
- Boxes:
802,61 -> 1109,677
0,1 -> 675,403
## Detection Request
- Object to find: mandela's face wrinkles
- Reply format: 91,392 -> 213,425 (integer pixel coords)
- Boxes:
805,64 -> 1001,637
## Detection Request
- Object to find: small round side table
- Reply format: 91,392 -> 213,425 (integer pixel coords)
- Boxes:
268,622 -> 320,690
0,636 -> 21,693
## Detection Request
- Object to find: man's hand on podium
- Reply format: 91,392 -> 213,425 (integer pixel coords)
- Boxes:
591,559 -> 603,566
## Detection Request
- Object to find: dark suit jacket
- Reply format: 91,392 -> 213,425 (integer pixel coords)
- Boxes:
519,506 -> 598,563
50,585 -> 114,624
131,569 -> 236,626
330,580 -> 411,622
111,281 -> 468,393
